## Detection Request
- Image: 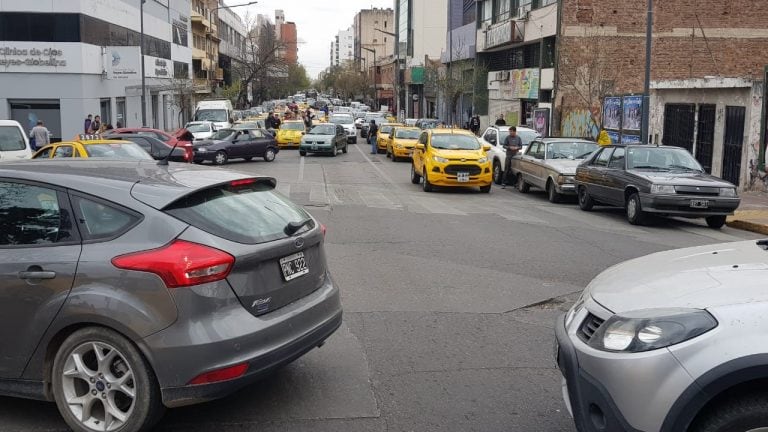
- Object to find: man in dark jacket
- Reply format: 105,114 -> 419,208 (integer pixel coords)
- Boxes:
501,126 -> 523,188
369,120 -> 379,154
495,114 -> 507,126
469,115 -> 481,136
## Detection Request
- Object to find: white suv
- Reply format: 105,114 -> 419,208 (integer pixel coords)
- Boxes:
0,120 -> 33,160
329,114 -> 357,143
479,126 -> 538,185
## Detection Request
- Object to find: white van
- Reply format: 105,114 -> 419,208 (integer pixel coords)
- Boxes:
0,120 -> 32,161
193,99 -> 234,129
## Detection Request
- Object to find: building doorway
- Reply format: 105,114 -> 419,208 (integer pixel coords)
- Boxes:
695,104 -> 716,173
662,104 -> 695,152
100,98 -> 112,126
722,106 -> 746,186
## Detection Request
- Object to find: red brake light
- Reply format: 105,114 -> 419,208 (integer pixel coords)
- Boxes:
188,363 -> 249,385
230,178 -> 256,187
320,224 -> 327,238
112,240 -> 234,288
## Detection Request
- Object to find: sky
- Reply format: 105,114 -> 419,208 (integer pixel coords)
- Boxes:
235,0 -> 395,79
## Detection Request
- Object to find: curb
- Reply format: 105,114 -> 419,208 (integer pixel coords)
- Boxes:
726,218 -> 768,236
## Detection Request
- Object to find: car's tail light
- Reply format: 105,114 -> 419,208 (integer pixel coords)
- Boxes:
188,362 -> 249,385
112,240 -> 235,288
320,223 -> 327,238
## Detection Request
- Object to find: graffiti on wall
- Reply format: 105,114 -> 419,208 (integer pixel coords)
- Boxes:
561,109 -> 599,139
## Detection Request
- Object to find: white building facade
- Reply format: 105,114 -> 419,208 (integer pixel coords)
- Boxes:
0,0 -> 193,140
331,28 -> 354,67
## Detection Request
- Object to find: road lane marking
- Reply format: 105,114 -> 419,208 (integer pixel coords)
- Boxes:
310,183 -> 328,204
277,182 -> 291,197
354,142 -> 401,190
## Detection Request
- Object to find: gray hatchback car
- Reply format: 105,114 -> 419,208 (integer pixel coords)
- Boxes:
0,159 -> 342,432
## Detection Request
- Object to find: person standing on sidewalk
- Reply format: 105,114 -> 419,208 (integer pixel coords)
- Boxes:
501,126 -> 522,188
30,120 -> 50,150
369,120 -> 379,154
83,114 -> 92,134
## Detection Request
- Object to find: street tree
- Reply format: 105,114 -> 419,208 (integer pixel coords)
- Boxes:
229,17 -> 288,107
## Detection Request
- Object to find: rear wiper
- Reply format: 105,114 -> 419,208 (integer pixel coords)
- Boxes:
284,218 -> 312,236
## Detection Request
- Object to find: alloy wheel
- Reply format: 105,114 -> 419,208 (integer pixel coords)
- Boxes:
61,342 -> 136,432
264,149 -> 276,162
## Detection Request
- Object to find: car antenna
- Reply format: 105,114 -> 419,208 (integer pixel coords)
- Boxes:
157,140 -> 180,166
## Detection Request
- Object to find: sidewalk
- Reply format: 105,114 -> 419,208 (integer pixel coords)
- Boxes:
727,191 -> 768,235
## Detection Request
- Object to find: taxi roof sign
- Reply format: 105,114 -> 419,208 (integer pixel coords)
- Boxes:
78,133 -> 103,141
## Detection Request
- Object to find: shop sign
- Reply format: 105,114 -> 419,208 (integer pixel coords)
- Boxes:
501,68 -> 540,99
108,46 -> 140,80
0,46 -> 66,68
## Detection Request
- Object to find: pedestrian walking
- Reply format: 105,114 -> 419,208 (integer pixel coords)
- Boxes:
84,114 -> 92,134
272,113 -> 282,130
501,126 -> 523,188
30,120 -> 50,150
369,120 -> 379,154
597,129 -> 612,146
470,115 -> 481,136
495,114 -> 507,126
89,115 -> 102,134
265,111 -> 275,130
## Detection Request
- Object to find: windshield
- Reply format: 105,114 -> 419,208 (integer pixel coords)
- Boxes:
281,122 -> 306,131
84,143 -> 153,160
186,123 -> 212,133
499,130 -> 539,146
330,115 -> 353,124
380,125 -> 395,134
395,129 -> 420,139
309,125 -> 336,135
0,126 -> 26,151
431,134 -> 481,150
546,142 -> 599,160
627,147 -> 703,171
195,109 -> 228,123
165,181 -> 312,244
209,129 -> 237,140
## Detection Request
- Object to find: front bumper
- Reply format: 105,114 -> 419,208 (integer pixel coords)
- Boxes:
277,136 -> 302,147
143,274 -> 342,408
640,193 -> 740,217
300,143 -> 334,153
392,147 -> 414,158
426,164 -> 493,187
193,149 -> 216,162
555,302 -> 695,432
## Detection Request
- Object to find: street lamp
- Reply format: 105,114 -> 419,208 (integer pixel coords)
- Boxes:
641,0 -> 653,144
140,0 -> 147,126
375,27 -> 400,116
362,46 -> 377,110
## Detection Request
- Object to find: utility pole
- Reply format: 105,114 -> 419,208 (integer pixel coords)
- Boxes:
362,46 -> 377,110
641,0 -> 653,144
140,0 -> 147,126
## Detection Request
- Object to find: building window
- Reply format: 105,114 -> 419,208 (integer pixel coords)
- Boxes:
542,37 -> 556,68
493,0 -> 512,24
373,38 -> 378,43
384,21 -> 387,28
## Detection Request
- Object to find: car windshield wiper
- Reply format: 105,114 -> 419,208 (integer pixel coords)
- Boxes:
284,218 -> 313,236
631,165 -> 668,170
668,164 -> 702,172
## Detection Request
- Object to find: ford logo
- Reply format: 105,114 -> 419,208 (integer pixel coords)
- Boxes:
294,237 -> 305,249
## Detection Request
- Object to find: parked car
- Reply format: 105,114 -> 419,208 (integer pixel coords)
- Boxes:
0,119 -> 33,161
32,138 -> 154,160
103,127 -> 194,162
185,121 -> 217,141
376,123 -> 404,154
575,144 -> 740,228
410,129 -> 493,193
275,120 -> 306,148
557,239 -> 768,432
328,113 -> 357,143
479,126 -> 539,185
109,133 -> 190,162
194,128 -> 279,165
0,159 -> 342,432
510,138 -> 599,202
299,124 -> 348,156
385,127 -> 421,161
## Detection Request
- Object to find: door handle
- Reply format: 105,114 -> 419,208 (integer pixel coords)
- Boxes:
18,270 -> 57,280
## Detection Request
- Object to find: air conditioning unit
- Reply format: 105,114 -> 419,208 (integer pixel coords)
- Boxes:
517,4 -> 531,19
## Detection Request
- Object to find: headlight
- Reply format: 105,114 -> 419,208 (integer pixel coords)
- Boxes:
433,155 -> 449,163
557,175 -> 575,185
477,157 -> 488,164
720,188 -> 737,197
650,184 -> 676,194
197,148 -> 207,152
589,309 -> 717,353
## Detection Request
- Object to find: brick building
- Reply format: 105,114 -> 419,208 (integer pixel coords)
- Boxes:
554,0 -> 768,190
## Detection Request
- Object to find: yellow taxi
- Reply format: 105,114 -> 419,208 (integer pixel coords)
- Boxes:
376,123 -> 404,153
386,127 -> 421,161
410,129 -> 493,193
32,135 -> 154,160
275,120 -> 307,148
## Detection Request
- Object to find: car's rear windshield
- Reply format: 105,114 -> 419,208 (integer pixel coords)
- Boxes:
282,122 -> 305,131
0,126 -> 26,151
186,123 -> 212,133
164,181 -> 312,244
84,143 -> 153,160
329,115 -> 353,124
395,129 -> 420,139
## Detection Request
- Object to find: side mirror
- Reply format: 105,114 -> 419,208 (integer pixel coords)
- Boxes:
488,138 -> 497,145
415,143 -> 425,150
483,143 -> 492,152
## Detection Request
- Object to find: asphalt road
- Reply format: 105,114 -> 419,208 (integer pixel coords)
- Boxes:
0,136 -> 760,432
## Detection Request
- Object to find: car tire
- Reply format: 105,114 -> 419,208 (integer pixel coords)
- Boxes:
422,170 -> 433,192
578,186 -> 594,211
706,215 -> 727,229
299,150 -> 307,156
493,160 -> 502,185
547,181 -> 561,203
213,151 -> 228,165
342,144 -> 348,154
516,173 -> 529,193
626,192 -> 647,225
51,327 -> 164,432
263,148 -> 276,162
480,184 -> 492,193
391,153 -> 398,162
331,147 -> 337,157
410,164 -> 422,184
690,392 -> 768,432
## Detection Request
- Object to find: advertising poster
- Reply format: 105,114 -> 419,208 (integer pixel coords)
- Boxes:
107,46 -> 140,80
622,95 -> 643,131
602,97 -> 622,130
533,108 -> 550,137
607,130 -> 621,144
509,68 -> 540,99
621,133 -> 642,144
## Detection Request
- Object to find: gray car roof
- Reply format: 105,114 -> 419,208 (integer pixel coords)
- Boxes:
0,159 -> 265,209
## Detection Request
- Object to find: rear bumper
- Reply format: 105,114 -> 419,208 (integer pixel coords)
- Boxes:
640,193 -> 740,217
142,274 -> 342,408
556,183 -> 577,195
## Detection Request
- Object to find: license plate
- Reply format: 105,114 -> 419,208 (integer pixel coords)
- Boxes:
457,172 -> 470,182
279,252 -> 309,281
690,199 -> 710,209
312,145 -> 317,150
